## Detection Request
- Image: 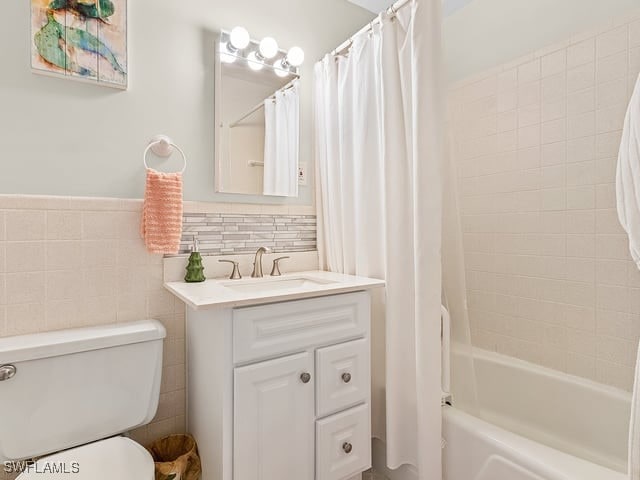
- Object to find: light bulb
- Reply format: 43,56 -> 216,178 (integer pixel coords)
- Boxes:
273,59 -> 289,78
229,26 -> 250,50
220,50 -> 236,63
247,51 -> 264,71
259,37 -> 279,59
286,46 -> 305,67
220,44 -> 236,64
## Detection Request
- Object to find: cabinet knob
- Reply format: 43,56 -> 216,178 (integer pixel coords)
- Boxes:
341,372 -> 352,383
342,442 -> 353,454
0,365 -> 16,381
300,372 -> 311,384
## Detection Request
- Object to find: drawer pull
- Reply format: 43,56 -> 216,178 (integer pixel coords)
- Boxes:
300,372 -> 312,384
341,372 -> 352,383
342,442 -> 353,454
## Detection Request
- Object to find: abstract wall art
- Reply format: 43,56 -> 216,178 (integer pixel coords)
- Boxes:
31,0 -> 127,89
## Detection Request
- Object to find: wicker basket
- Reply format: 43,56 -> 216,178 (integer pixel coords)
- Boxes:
147,434 -> 201,480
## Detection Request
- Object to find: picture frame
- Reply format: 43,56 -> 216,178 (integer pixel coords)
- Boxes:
30,0 -> 128,89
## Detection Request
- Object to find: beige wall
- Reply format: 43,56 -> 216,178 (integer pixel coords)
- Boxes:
448,9 -> 640,390
1,0 -> 372,204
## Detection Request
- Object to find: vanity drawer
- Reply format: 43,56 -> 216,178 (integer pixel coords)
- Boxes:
233,292 -> 369,364
316,339 -> 369,417
316,403 -> 371,480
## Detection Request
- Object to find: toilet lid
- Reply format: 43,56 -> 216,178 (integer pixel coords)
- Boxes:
16,437 -> 154,480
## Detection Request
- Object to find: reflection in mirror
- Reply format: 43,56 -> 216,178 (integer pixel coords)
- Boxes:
215,31 -> 301,197
263,80 -> 299,196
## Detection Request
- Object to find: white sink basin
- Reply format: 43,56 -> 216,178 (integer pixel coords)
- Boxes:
164,270 -> 385,309
220,276 -> 337,294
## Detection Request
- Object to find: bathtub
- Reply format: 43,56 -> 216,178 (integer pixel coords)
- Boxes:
443,346 -> 631,480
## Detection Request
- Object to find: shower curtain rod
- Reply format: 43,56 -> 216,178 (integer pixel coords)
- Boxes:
229,79 -> 297,128
327,0 -> 411,57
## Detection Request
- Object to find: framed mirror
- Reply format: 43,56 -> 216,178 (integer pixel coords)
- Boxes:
214,30 -> 302,197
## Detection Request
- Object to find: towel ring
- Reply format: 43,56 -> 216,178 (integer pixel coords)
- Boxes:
143,135 -> 187,174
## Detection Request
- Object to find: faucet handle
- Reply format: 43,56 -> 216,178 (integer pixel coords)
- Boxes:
270,257 -> 290,277
219,259 -> 242,280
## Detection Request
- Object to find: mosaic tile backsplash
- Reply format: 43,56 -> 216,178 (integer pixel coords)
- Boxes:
180,213 -> 317,255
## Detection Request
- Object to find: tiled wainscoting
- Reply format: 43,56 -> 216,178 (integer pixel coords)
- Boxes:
0,194 -> 316,476
0,195 -> 187,455
179,212 -> 317,255
449,10 -> 640,390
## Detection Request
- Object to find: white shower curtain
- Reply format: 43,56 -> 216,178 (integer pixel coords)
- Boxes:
314,1 -> 443,478
263,80 -> 299,197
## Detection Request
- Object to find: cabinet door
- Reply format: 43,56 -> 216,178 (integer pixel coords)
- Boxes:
234,352 -> 314,480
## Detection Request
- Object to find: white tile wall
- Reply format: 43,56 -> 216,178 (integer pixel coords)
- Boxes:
449,9 -> 640,391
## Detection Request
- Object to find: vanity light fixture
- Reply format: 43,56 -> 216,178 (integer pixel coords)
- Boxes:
219,29 -> 303,76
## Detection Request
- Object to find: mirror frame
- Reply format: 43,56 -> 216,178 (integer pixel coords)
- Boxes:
214,33 -> 224,193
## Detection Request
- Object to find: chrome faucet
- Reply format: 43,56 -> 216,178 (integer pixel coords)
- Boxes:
251,247 -> 270,278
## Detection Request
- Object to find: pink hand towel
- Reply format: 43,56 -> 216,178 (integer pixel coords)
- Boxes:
141,168 -> 183,254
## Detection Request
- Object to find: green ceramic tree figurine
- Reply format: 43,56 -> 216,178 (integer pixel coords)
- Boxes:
184,239 -> 205,283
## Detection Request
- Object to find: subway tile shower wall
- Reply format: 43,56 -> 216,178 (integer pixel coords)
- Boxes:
179,213 -> 317,255
449,10 -> 640,391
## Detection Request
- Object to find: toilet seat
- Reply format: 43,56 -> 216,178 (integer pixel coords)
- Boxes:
16,436 -> 154,480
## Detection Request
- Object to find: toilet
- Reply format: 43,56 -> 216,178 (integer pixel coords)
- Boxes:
0,320 -> 166,479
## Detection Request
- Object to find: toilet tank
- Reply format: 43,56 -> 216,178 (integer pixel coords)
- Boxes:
0,320 -> 166,461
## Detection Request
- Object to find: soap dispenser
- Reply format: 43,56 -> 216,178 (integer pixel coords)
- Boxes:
184,239 -> 206,283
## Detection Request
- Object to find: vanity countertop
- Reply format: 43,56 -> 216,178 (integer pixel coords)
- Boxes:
164,270 -> 385,309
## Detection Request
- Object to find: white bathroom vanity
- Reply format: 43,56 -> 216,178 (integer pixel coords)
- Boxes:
165,270 -> 384,480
